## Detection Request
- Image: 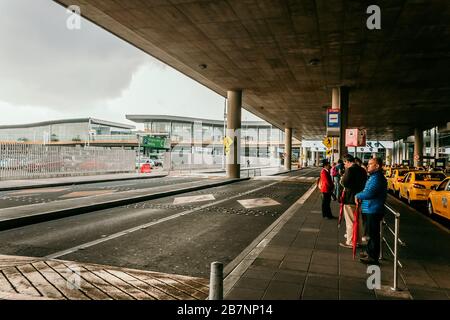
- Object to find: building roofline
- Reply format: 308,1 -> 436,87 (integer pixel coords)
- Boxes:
125,114 -> 271,127
0,118 -> 135,130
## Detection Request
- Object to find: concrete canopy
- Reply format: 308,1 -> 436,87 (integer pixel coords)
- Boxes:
55,0 -> 450,140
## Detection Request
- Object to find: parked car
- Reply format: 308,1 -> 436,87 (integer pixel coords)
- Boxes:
388,169 -> 415,196
427,177 -> 450,220
398,171 -> 446,205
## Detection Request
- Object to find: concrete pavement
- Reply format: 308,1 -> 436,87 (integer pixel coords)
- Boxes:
0,171 -> 167,191
224,188 -> 450,300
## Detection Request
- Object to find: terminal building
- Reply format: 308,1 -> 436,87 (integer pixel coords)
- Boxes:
0,116 -> 448,170
0,118 -> 136,147
126,114 -> 300,160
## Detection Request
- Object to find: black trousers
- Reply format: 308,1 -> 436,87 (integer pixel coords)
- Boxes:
365,212 -> 384,261
321,192 -> 333,218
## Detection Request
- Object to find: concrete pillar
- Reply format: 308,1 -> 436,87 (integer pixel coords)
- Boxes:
386,148 -> 392,166
331,88 -> 340,159
226,90 -> 241,178
284,128 -> 292,170
435,127 -> 440,158
311,149 -> 316,166
339,87 -> 349,159
330,87 -> 349,159
315,151 -> 320,166
302,147 -> 307,166
414,128 -> 423,167
430,127 -> 435,159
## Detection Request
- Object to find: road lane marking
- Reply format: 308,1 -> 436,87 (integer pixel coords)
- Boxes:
173,194 -> 215,205
45,181 -> 282,259
237,198 -> 280,209
7,188 -> 69,195
59,190 -> 116,198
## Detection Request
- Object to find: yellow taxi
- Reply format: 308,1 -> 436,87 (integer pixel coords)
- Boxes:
399,171 -> 447,205
388,169 -> 414,196
427,177 -> 450,220
384,166 -> 392,178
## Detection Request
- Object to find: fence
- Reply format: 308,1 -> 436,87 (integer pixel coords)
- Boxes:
0,143 -> 135,180
381,204 -> 406,291
163,152 -> 281,172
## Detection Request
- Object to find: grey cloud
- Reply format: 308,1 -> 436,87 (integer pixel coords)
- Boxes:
0,0 -> 152,110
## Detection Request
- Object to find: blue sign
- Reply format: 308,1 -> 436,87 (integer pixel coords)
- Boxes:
327,109 -> 340,128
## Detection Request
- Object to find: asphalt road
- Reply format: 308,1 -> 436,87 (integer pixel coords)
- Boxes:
0,168 -> 320,278
0,176 -> 207,209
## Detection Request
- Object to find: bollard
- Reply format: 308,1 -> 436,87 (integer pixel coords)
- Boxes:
209,261 -> 223,300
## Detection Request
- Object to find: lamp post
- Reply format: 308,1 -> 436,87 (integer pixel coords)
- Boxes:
87,118 -> 91,147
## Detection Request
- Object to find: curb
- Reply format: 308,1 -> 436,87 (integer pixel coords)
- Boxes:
0,178 -> 250,231
0,174 -> 168,192
269,167 -> 302,176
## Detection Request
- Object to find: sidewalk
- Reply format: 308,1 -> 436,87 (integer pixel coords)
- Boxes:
224,187 -> 449,300
0,171 -> 167,191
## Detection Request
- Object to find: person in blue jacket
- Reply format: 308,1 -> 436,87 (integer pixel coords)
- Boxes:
355,157 -> 387,265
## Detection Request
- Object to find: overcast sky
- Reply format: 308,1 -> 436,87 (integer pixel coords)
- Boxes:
0,0 -> 260,129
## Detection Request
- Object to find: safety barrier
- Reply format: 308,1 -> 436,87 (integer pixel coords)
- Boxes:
241,167 -> 262,178
0,143 -> 135,180
381,204 -> 406,291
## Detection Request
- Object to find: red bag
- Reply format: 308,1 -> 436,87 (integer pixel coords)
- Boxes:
352,203 -> 362,259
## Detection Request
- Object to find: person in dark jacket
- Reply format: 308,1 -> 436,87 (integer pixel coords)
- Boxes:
340,154 -> 367,248
355,157 -> 387,265
320,160 -> 335,219
332,159 -> 344,200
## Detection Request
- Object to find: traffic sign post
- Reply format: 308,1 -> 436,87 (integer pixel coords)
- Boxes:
322,137 -> 332,149
326,108 -> 340,137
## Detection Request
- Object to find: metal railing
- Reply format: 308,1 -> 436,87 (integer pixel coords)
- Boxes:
241,167 -> 262,178
381,204 -> 406,291
0,143 -> 135,180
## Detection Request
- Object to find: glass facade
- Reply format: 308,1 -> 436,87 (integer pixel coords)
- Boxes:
141,119 -> 286,157
0,122 -> 89,143
0,120 -> 133,144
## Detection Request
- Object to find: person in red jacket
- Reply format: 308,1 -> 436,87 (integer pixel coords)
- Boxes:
320,160 -> 335,219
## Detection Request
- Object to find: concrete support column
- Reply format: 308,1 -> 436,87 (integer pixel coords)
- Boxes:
414,128 -> 424,167
430,127 -> 435,159
386,148 -> 392,166
435,127 -> 440,158
284,128 -> 292,170
311,150 -> 316,166
226,90 -> 241,178
302,147 -> 307,166
332,87 -> 349,159
315,151 -> 320,166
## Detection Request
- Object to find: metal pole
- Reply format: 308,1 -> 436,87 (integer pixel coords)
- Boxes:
137,134 -> 141,173
392,215 -> 399,291
379,219 -> 384,260
209,261 -> 223,300
87,118 -> 91,147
